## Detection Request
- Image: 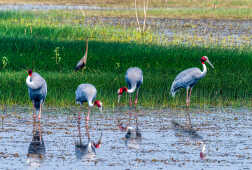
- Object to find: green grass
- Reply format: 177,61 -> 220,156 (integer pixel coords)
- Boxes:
0,11 -> 252,108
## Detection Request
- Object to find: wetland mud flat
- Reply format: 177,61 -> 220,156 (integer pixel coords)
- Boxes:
0,106 -> 252,169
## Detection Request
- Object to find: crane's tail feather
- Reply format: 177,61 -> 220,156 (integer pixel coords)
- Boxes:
171,91 -> 176,97
170,81 -> 181,97
170,85 -> 176,97
34,100 -> 43,112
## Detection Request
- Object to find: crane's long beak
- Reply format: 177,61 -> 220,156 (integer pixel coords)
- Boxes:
118,95 -> 121,103
207,60 -> 214,69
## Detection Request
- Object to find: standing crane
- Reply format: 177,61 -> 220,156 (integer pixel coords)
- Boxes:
117,67 -> 143,107
75,83 -> 102,121
75,38 -> 88,71
170,56 -> 214,107
26,70 -> 47,121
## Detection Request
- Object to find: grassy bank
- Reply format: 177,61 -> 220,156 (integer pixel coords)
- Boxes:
0,11 -> 252,107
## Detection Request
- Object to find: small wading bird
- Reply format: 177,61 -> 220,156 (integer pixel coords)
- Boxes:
170,56 -> 214,107
75,84 -> 102,121
26,70 -> 47,121
117,67 -> 143,107
75,38 -> 88,71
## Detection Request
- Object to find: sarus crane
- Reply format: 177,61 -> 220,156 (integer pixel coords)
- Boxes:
170,56 -> 214,107
26,70 -> 47,121
117,67 -> 143,107
75,83 -> 102,121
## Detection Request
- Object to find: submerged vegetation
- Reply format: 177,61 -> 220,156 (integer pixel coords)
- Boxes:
0,10 -> 252,107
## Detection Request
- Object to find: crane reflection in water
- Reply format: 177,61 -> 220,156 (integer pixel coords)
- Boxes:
27,116 -> 45,167
171,114 -> 207,160
118,111 -> 142,149
75,113 -> 102,160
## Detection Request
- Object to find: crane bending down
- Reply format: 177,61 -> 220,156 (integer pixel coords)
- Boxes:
75,84 -> 102,121
26,70 -> 47,121
170,56 -> 214,107
75,38 -> 88,71
117,67 -> 143,107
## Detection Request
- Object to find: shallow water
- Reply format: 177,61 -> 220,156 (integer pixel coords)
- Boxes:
0,106 -> 252,169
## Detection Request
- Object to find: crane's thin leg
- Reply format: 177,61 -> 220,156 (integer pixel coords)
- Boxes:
129,94 -> 132,107
38,103 -> 42,122
86,107 -> 90,122
188,87 -> 193,107
32,101 -> 36,120
186,87 -> 189,107
134,89 -> 139,108
186,87 -> 192,128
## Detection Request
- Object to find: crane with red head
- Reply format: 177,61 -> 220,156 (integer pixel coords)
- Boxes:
26,69 -> 47,121
170,56 -> 214,107
117,67 -> 143,107
75,83 -> 102,122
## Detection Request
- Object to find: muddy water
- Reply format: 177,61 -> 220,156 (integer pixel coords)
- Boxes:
0,106 -> 252,169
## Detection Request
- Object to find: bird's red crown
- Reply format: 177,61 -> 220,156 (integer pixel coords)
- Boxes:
28,69 -> 32,76
200,56 -> 207,64
94,100 -> 102,107
118,87 -> 128,95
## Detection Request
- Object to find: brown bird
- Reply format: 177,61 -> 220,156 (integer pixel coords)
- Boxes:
75,38 -> 88,71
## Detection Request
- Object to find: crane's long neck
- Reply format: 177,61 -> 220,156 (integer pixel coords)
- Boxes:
199,63 -> 207,79
88,100 -> 94,107
127,84 -> 137,94
26,76 -> 36,89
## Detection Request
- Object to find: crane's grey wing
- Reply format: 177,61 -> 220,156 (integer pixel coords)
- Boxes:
170,68 -> 201,97
27,72 -> 47,100
28,72 -> 46,90
75,84 -> 97,103
41,81 -> 47,102
125,67 -> 143,89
